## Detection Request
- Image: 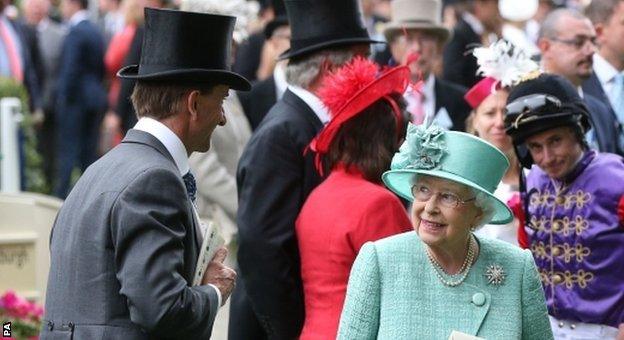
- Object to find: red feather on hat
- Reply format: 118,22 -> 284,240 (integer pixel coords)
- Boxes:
317,56 -> 380,118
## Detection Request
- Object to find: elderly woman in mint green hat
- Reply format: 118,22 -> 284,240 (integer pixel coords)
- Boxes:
337,124 -> 553,339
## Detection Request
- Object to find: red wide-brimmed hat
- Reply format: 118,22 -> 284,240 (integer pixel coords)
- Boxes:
308,57 -> 416,175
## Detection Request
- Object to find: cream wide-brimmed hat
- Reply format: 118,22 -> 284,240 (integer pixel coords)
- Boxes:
383,0 -> 451,43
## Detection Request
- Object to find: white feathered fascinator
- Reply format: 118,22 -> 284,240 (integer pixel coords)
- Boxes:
472,39 -> 540,88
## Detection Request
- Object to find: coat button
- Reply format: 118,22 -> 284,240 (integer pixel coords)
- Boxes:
552,247 -> 561,256
472,293 -> 486,306
555,196 -> 566,205
552,274 -> 563,284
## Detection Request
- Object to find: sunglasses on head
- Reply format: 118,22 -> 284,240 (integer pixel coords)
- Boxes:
505,94 -> 563,130
505,94 -> 562,116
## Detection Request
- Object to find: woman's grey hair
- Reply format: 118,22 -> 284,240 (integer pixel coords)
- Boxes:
285,46 -> 365,88
471,189 -> 496,229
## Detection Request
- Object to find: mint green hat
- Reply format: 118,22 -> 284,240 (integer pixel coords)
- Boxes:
382,123 -> 513,224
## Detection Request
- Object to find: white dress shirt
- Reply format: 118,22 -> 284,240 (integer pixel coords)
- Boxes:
593,53 -> 622,109
288,85 -> 331,124
274,62 -> 288,101
133,117 -> 222,307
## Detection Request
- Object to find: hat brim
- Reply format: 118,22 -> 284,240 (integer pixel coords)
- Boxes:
383,23 -> 451,43
278,37 -> 385,60
506,111 -> 590,144
382,169 -> 513,225
116,65 -> 252,91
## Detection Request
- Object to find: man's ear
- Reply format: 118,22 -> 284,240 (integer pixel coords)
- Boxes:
594,23 -> 606,44
537,37 -> 550,55
186,90 -> 201,120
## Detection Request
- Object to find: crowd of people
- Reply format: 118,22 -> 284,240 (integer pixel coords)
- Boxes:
2,0 -> 624,338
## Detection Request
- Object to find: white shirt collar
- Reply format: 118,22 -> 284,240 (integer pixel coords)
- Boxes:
273,63 -> 288,100
423,74 -> 436,118
423,74 -> 435,99
133,117 -> 190,176
69,10 -> 89,27
462,12 -> 484,35
287,85 -> 331,124
593,53 -> 620,84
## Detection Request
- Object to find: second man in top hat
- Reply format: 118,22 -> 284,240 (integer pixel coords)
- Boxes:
232,0 -> 382,339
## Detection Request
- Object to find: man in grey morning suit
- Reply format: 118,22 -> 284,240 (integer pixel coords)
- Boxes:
41,8 -> 249,339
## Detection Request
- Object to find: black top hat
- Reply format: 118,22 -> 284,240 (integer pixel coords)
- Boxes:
278,0 -> 383,60
264,0 -> 288,39
117,8 -> 251,91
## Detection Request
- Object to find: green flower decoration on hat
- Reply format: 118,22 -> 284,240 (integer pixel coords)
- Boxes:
392,123 -> 447,170
382,123 -> 514,225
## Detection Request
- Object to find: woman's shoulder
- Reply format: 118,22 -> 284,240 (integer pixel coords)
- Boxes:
367,231 -> 421,257
476,236 -> 531,268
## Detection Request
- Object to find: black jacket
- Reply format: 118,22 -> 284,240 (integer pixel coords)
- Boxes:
442,17 -> 481,89
238,75 -> 277,131
435,77 -> 472,131
233,89 -> 324,339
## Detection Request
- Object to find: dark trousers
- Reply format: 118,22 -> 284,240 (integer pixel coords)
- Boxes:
228,276 -> 268,340
53,104 -> 103,198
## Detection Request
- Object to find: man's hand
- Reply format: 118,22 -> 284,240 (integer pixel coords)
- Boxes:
201,247 -> 236,306
617,323 -> 624,340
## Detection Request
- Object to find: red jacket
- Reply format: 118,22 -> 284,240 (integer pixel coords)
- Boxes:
296,166 -> 412,339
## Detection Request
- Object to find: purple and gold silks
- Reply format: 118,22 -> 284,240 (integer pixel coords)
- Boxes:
524,150 -> 624,328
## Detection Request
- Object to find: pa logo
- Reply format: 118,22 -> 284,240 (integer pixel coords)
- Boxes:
2,322 -> 10,337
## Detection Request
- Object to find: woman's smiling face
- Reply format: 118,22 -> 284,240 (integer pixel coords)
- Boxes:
411,175 -> 483,250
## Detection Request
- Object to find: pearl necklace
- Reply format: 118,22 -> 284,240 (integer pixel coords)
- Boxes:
425,235 -> 476,287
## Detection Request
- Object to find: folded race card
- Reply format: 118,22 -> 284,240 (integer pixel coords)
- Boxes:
192,221 -> 225,286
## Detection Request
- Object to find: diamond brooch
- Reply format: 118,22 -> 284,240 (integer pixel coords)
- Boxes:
485,264 -> 506,285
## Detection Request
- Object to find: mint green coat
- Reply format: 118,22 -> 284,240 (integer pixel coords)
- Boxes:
338,232 -> 553,340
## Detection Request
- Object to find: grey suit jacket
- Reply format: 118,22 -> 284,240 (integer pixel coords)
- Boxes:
37,20 -> 66,112
42,129 -> 219,339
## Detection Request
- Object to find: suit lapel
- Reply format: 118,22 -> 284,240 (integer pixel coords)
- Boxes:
584,72 -> 614,111
122,129 -> 203,249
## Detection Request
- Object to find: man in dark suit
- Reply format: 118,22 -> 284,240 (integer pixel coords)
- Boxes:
442,0 -> 502,89
42,8 -> 244,339
538,8 -> 621,155
383,0 -> 471,131
238,11 -> 289,130
231,0 -> 381,338
583,0 -> 624,155
53,0 -> 107,198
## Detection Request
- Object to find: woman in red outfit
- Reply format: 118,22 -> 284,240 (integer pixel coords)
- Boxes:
296,57 -> 415,340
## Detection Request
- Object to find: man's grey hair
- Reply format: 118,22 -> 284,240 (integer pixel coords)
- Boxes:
471,189 -> 497,229
285,46 -> 366,88
539,8 -> 590,40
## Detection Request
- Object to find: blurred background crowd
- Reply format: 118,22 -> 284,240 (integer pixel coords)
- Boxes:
1,0 -> 622,198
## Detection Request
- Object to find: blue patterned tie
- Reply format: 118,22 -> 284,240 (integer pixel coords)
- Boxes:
183,171 -> 197,203
611,73 -> 624,151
